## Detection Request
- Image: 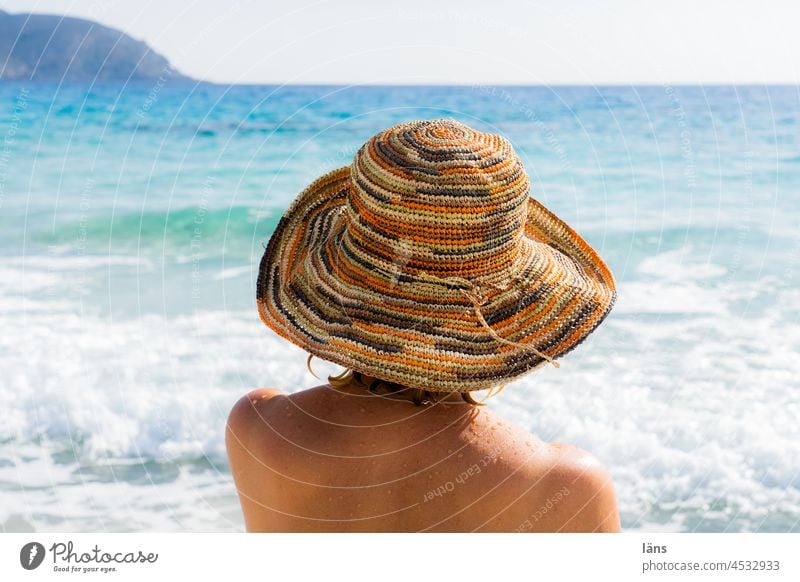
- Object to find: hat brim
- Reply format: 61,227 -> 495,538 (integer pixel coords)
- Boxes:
257,165 -> 616,392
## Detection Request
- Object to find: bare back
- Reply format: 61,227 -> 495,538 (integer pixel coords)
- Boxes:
225,385 -> 620,532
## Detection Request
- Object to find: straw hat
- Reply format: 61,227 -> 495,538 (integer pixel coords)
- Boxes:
257,119 -> 616,392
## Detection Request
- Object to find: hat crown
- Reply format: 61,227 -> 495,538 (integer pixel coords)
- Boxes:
345,119 -> 530,279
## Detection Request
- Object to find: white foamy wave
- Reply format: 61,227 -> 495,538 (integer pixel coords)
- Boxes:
617,281 -> 729,315
212,265 -> 253,281
637,247 -> 727,280
0,256 -> 155,301
0,297 -> 76,312
0,308 -> 311,461
0,266 -> 62,292
0,444 -> 242,532
0,301 -> 338,532
617,247 -> 738,316
2,255 -> 152,270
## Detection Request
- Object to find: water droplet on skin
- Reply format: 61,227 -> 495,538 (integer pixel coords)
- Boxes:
457,453 -> 463,458
359,408 -> 366,413
402,463 -> 408,468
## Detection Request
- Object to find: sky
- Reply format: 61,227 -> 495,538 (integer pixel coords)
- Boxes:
2,0 -> 799,85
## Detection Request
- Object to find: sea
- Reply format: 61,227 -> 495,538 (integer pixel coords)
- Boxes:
0,82 -> 798,532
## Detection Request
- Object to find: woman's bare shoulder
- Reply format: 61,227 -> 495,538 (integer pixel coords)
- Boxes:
227,387 -> 286,424
225,388 -> 288,457
225,386 -> 334,453
524,442 -> 621,532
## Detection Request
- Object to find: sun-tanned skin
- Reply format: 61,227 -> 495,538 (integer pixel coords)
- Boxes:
226,384 -> 621,532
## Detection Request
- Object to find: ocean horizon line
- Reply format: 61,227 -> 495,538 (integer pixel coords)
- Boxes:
1,79 -> 799,89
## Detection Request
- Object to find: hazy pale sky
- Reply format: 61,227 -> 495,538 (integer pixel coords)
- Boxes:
3,0 -> 799,84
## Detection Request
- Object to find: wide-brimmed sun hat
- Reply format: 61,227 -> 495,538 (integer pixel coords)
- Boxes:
257,119 -> 616,392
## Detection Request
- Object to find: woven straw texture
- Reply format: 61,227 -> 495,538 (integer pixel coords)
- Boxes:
257,119 -> 616,392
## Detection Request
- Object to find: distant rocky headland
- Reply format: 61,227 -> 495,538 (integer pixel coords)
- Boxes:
0,9 -> 190,82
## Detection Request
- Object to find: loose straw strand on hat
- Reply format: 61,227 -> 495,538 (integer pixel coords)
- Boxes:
418,271 -> 560,368
460,288 -> 560,368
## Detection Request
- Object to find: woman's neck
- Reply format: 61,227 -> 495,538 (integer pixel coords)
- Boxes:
329,375 -> 469,405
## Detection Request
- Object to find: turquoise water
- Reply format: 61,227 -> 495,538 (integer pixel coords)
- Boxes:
1,82 -> 798,532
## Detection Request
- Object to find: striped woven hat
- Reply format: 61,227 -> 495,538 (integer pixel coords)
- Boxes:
257,119 -> 616,392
